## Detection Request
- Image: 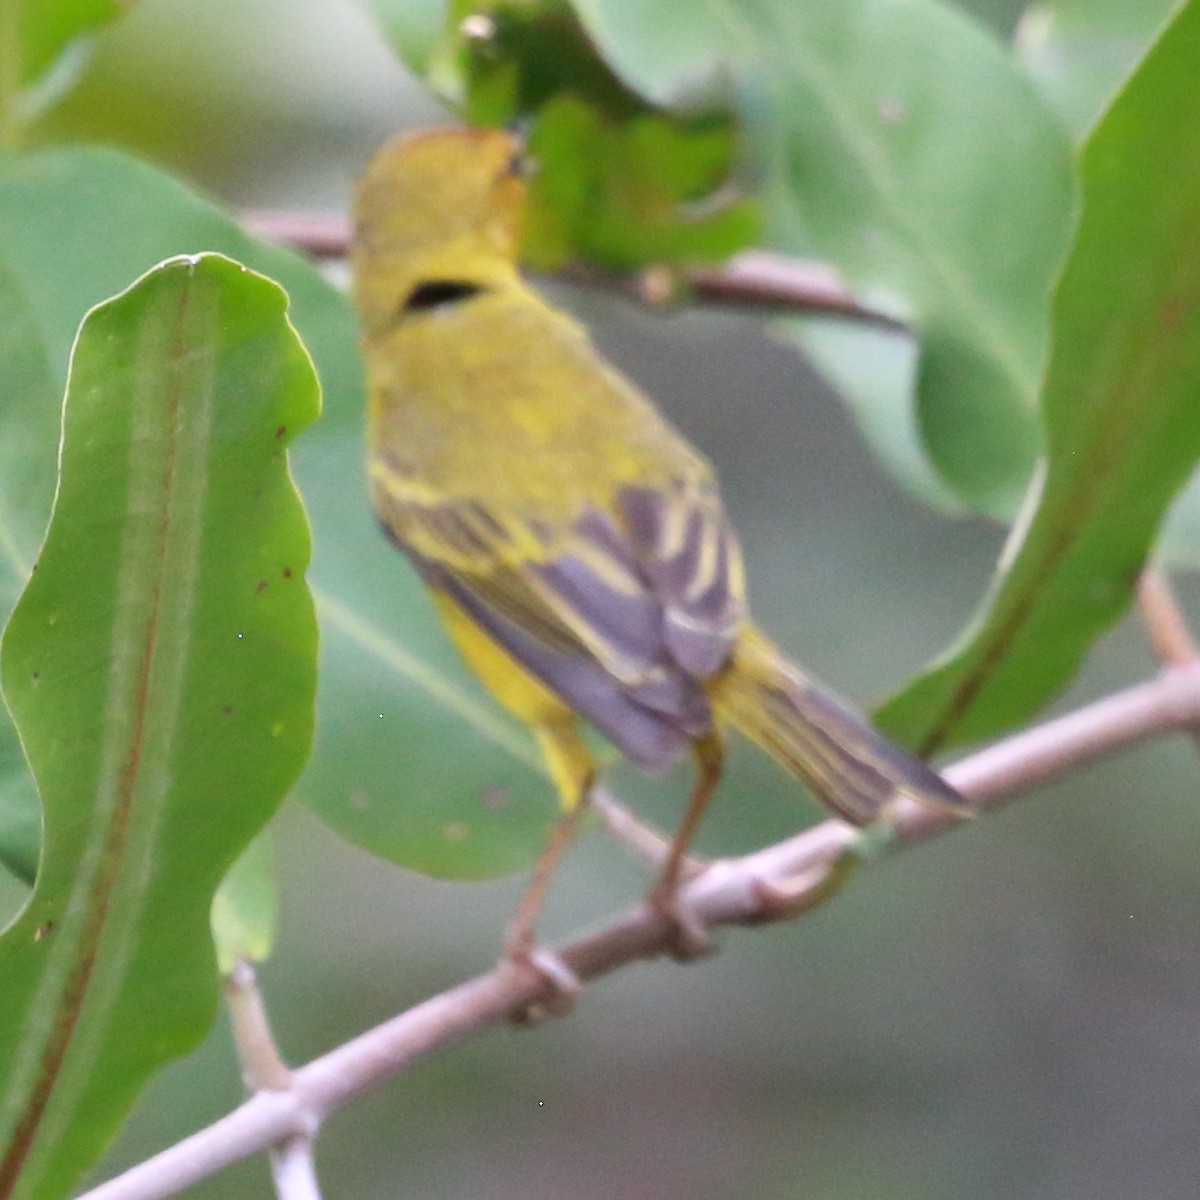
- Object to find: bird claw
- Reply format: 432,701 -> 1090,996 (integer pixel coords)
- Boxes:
647,883 -> 715,962
505,944 -> 582,1025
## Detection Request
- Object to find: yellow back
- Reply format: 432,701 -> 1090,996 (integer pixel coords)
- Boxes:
352,127 -> 714,540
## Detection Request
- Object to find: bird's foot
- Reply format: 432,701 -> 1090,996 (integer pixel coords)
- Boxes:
504,941 -> 582,1025
646,882 -> 715,962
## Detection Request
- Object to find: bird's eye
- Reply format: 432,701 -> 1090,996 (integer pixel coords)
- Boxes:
401,280 -> 485,313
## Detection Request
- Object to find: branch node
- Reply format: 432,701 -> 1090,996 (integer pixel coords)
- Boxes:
291,1107 -> 323,1142
76,664 -> 1200,1200
647,884 -> 718,962
506,949 -> 582,1025
745,857 -> 849,923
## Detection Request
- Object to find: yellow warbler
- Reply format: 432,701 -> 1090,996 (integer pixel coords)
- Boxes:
351,127 -> 966,953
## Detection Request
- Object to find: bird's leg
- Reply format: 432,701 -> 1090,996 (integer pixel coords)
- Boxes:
505,721 -> 596,1021
504,798 -> 588,1022
505,794 -> 587,960
647,730 -> 723,961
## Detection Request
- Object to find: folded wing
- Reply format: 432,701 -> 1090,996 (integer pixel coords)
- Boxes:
374,472 -> 747,771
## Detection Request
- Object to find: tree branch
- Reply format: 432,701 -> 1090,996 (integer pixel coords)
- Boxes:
241,211 -> 904,328
225,962 -> 292,1095
224,961 -> 322,1200
1138,569 -> 1200,667
1136,568 -> 1200,759
683,252 -> 905,328
591,786 -> 706,878
243,212 -> 349,260
75,663 -> 1200,1200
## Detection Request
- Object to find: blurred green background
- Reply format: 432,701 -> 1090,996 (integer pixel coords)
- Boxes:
8,1 -> 1200,1197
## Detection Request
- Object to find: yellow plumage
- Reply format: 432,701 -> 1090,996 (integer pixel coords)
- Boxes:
351,127 -> 965,921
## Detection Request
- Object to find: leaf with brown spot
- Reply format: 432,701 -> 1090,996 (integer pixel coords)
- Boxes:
0,254 -> 319,1200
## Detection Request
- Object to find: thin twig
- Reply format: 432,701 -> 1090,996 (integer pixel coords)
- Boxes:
265,1140 -> 322,1200
590,786 -> 706,878
224,962 -> 322,1200
1137,569 -> 1200,667
1135,568 -> 1200,760
685,252 -> 906,329
75,664 -> 1200,1200
225,961 -> 291,1093
241,210 -> 903,328
242,211 -> 350,260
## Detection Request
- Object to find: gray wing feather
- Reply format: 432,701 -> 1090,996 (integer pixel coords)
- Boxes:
387,483 -> 746,771
619,486 -> 744,677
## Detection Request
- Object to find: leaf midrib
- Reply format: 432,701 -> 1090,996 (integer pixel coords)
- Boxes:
0,272 -> 213,1196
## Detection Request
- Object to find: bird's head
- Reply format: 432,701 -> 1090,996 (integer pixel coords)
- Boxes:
352,126 -> 530,330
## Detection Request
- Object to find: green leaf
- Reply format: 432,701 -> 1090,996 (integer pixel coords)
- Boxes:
777,321 -> 964,514
300,587 -> 548,879
211,832 -> 278,974
1017,0 -> 1200,577
0,254 -> 319,1200
385,0 -> 1074,513
0,242 -> 58,885
0,747 -> 37,885
0,0 -> 132,130
877,0 -> 1200,754
0,145 -> 556,881
568,0 -> 731,107
391,0 -> 1074,511
522,95 -> 759,271
459,0 -> 641,124
571,0 -> 1076,514
1159,476 -> 1200,569
1017,0 -> 1183,138
0,244 -> 57,608
363,0 -> 450,78
375,0 -> 759,270
12,0 -> 129,86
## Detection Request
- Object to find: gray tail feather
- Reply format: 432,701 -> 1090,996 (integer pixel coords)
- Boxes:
713,631 -> 967,825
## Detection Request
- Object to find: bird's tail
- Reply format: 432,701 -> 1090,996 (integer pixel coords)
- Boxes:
711,629 -> 968,825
